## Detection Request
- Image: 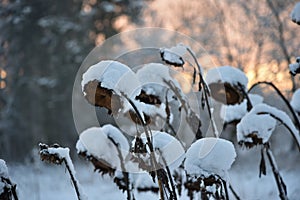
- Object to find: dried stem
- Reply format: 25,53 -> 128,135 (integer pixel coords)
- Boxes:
63,158 -> 83,200
229,184 -> 240,200
121,93 -> 166,200
158,179 -> 165,200
249,81 -> 300,132
264,144 -> 288,200
107,136 -> 131,200
186,47 -> 218,137
222,179 -> 230,200
257,111 -> 300,151
39,144 -> 85,200
166,166 -> 177,200
238,83 -> 252,111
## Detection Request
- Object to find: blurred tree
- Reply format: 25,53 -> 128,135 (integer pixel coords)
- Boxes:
138,0 -> 300,92
0,0 -> 145,161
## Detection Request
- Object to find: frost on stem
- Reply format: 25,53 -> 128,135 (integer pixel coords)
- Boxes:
76,125 -> 129,175
291,2 -> 300,25
291,88 -> 300,115
237,103 -> 300,149
160,44 -> 186,67
39,143 -> 87,200
289,57 -> 300,76
206,66 -> 248,105
184,138 -> 236,199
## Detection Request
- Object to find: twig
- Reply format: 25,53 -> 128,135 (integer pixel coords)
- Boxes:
264,144 -> 288,200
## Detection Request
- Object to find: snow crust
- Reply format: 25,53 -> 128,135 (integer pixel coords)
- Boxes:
77,125 -> 129,169
237,103 -> 300,144
81,60 -> 141,97
291,2 -> 300,24
132,131 -> 185,168
184,137 -> 236,179
291,88 -> 300,113
205,66 -> 248,89
221,94 -> 263,123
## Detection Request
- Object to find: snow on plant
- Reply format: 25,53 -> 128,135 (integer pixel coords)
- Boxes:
236,102 -> 300,200
291,2 -> 300,25
237,103 -> 300,148
0,159 -> 18,200
39,41 -> 300,200
81,60 -> 141,114
76,125 -> 129,174
206,64 -> 300,200
289,57 -> 300,76
237,109 -> 276,146
206,66 -> 249,105
184,138 -> 236,199
160,43 -> 186,67
220,94 -> 263,124
291,88 -> 300,114
131,131 -> 185,170
39,143 -> 87,200
135,62 -> 201,138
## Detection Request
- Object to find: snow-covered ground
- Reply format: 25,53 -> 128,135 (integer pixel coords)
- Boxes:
6,148 -> 300,200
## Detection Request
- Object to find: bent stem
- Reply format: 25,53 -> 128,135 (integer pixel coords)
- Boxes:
257,111 -> 300,151
264,143 -> 288,200
238,83 -> 253,111
249,81 -> 300,132
63,158 -> 84,200
186,47 -> 218,137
